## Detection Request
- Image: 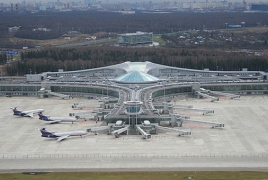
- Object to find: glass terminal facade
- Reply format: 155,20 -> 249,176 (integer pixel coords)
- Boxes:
115,71 -> 159,83
201,83 -> 268,92
125,106 -> 141,113
51,85 -> 119,98
0,84 -> 119,98
0,83 -> 268,97
152,86 -> 192,98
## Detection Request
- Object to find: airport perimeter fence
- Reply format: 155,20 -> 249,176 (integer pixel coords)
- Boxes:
1,152 -> 268,159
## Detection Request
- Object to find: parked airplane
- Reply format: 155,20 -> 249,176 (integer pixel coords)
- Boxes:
39,128 -> 87,141
11,107 -> 44,117
38,113 -> 77,124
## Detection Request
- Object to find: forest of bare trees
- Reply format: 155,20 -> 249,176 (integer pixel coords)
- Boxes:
5,46 -> 268,76
1,11 -> 268,39
1,11 -> 268,75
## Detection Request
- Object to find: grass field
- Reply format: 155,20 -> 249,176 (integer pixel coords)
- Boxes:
0,171 -> 268,180
153,35 -> 166,46
222,26 -> 268,34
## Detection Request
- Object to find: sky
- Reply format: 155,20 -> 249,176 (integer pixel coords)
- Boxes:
0,0 -> 264,4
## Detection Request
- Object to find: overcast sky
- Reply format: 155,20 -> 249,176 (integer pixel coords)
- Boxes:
0,0 -> 262,4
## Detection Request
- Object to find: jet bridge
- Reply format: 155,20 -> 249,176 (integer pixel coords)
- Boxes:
174,105 -> 193,109
196,91 -> 219,102
169,114 -> 224,128
87,126 -> 109,135
135,126 -> 151,139
107,120 -> 130,138
209,90 -> 240,99
174,106 -> 214,115
181,119 -> 224,128
111,126 -> 130,138
49,91 -> 70,99
199,88 -> 240,99
155,125 -> 191,136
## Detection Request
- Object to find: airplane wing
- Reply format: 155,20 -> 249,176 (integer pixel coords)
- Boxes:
49,120 -> 62,124
27,112 -> 34,117
56,135 -> 70,141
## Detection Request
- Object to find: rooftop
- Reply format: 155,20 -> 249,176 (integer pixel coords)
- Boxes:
114,70 -> 159,83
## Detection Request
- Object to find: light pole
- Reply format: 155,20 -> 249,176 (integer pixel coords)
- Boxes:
164,87 -> 165,102
128,102 -> 130,126
135,101 -> 137,126
107,83 -> 108,97
162,81 -> 166,102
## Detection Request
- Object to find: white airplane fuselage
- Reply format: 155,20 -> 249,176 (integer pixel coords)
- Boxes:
38,114 -> 77,123
13,108 -> 44,117
49,117 -> 77,122
54,131 -> 87,137
40,128 -> 88,141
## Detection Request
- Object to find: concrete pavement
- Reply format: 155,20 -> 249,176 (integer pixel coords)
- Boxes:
0,95 -> 268,171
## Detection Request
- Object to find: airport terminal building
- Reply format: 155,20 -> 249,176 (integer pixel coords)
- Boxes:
1,61 -> 267,97
2,61 -> 268,170
1,61 -> 268,126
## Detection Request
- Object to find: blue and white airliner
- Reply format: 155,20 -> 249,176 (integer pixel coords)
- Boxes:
39,128 -> 87,141
38,113 -> 78,124
11,107 -> 44,117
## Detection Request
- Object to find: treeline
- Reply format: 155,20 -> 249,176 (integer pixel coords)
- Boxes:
14,29 -> 62,40
1,11 -> 268,40
161,30 -> 268,50
0,38 -> 36,49
5,46 -> 268,75
0,54 -> 7,65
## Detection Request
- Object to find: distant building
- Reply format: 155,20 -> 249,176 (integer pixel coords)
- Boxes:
182,2 -> 225,10
84,0 -> 92,6
68,31 -> 80,34
11,3 -> 21,11
33,28 -> 51,32
8,26 -> 21,33
228,24 -> 242,28
251,4 -> 268,11
117,31 -> 153,46
39,6 -> 47,11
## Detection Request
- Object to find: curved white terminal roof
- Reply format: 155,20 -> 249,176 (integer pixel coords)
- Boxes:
40,61 -> 263,84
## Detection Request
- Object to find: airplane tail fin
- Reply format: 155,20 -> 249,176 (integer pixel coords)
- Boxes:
39,128 -> 54,137
38,113 -> 48,120
11,107 -> 21,115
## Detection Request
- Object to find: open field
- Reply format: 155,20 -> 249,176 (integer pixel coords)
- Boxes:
222,26 -> 268,34
8,26 -> 268,51
7,33 -> 96,48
